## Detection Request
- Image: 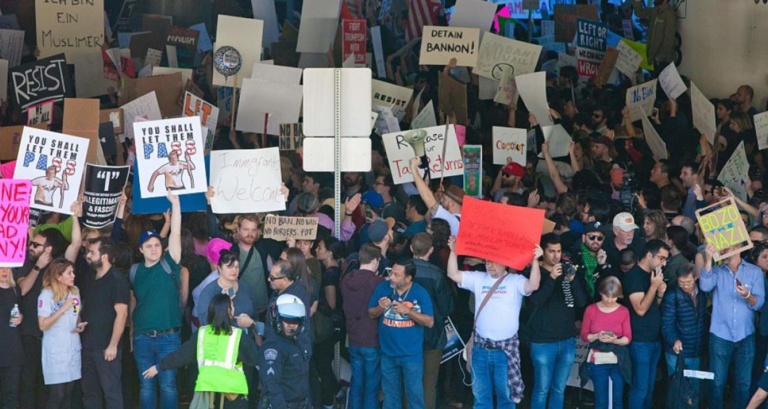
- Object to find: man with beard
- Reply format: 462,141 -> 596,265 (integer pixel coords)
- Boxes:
570,222 -> 614,302
409,157 -> 463,236
231,214 -> 269,315
80,237 -> 129,409
679,163 -> 705,220
368,258 -> 434,409
492,162 -> 525,203
734,85 -> 758,117
343,172 -> 367,201
15,202 -> 81,409
604,213 -> 646,271
632,0 -> 677,73
591,107 -> 609,135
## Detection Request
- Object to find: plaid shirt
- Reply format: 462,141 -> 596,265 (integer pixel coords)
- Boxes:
474,333 -> 525,403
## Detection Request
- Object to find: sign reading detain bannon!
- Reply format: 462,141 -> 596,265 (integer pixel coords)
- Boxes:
419,26 -> 480,67
36,0 -> 105,57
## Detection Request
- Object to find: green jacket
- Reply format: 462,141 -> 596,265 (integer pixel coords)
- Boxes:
633,1 -> 677,64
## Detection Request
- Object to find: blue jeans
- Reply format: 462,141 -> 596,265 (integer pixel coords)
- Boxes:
530,339 -> 575,409
348,347 -> 381,409
665,352 -> 701,408
628,341 -> 661,409
472,345 -> 515,409
133,332 -> 181,409
381,355 -> 424,409
709,333 -> 755,409
588,363 -> 624,409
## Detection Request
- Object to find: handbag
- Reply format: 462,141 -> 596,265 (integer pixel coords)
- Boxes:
665,354 -> 697,409
464,274 -> 508,372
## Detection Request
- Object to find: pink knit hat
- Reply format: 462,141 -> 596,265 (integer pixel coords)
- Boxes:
206,238 -> 233,265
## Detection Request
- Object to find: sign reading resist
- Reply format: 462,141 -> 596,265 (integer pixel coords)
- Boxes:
133,117 -> 207,198
11,54 -> 73,111
82,164 -> 130,228
209,148 -> 285,214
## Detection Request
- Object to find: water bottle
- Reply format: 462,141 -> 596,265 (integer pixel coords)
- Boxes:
9,303 -> 19,328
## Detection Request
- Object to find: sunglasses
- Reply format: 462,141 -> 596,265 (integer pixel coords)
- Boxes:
587,235 -> 605,242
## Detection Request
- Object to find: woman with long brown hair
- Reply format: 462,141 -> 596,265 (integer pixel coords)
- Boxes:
37,258 -> 84,409
0,267 -> 23,409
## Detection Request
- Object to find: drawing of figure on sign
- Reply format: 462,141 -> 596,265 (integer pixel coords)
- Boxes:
31,166 -> 69,208
147,148 -> 197,193
492,63 -> 514,81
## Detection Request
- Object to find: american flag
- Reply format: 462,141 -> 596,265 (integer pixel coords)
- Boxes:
406,0 -> 443,41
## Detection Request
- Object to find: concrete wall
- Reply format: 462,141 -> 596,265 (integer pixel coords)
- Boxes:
677,0 -> 768,109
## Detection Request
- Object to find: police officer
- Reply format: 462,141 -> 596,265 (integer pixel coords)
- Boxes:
259,294 -> 311,409
142,294 -> 260,408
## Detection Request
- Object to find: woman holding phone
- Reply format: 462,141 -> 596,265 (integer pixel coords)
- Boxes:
37,258 -> 84,409
580,277 -> 632,409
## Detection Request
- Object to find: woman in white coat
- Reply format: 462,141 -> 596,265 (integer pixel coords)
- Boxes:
37,258 -> 84,409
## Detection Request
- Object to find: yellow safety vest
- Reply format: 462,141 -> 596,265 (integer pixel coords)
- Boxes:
195,326 -> 248,395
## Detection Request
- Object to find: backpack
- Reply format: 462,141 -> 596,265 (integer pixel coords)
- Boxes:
129,258 -> 180,293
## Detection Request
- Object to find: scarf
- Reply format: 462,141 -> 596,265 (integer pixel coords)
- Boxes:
581,243 -> 598,297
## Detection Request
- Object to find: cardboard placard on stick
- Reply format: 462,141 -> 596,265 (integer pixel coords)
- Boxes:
438,74 -> 468,125
279,123 -> 305,150
419,26 -> 480,67
82,164 -> 130,228
263,215 -> 319,241
595,47 -> 618,85
695,197 -> 752,261
62,99 -> 103,164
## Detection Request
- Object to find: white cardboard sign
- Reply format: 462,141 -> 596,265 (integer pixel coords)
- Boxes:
236,78 -> 303,135
475,32 -> 542,80
640,107 -> 668,160
372,79 -> 412,121
213,16 -> 264,88
492,126 -> 527,165
411,101 -> 437,130
516,72 -> 553,127
658,63 -> 686,100
419,26 -> 480,67
209,148 -> 286,214
718,141 -> 749,202
382,125 -> 464,184
626,79 -> 657,122
691,82 -> 717,145
755,111 -> 768,151
615,41 -> 641,77
133,117 -> 207,198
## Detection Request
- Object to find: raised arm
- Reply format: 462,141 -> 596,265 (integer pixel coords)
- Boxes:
65,199 -> 83,263
542,142 -> 568,194
167,192 -> 182,264
524,245 -> 543,294
446,237 -> 463,285
408,157 -> 438,213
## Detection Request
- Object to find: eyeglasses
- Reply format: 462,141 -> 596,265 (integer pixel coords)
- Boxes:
587,235 -> 605,242
268,275 -> 287,281
29,242 -> 44,249
657,256 -> 668,263
678,280 -> 695,288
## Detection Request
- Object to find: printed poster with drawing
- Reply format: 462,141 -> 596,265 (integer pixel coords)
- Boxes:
133,117 -> 206,198
695,197 -> 752,261
13,127 -> 89,215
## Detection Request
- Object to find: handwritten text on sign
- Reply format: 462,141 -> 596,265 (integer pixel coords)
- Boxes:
419,26 -> 480,67
263,215 -> 318,241
696,198 -> 752,261
382,125 -> 464,185
36,0 -> 104,57
209,148 -> 285,214
0,179 -> 31,267
456,198 -> 545,270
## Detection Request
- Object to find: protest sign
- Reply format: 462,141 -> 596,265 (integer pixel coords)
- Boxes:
373,105 -> 400,134
419,26 -> 480,67
498,16 -> 515,39
441,317 -> 466,364
553,5 -> 598,43
103,48 -> 119,82
615,40 -> 642,77
622,19 -> 634,39
411,101 -> 437,130
755,112 -> 768,151
14,128 -> 89,215
539,125 -> 571,158
251,63 -> 302,84
718,141 -> 749,202
166,27 -> 199,68
438,74 -> 468,125
217,87 -> 234,125
0,29 -> 24,68
575,19 -> 607,78
342,19 -> 366,65
696,198 -> 752,261
620,39 -> 653,70
35,0 -> 104,58
236,79 -> 302,135
263,215 -> 319,241
492,127 -> 526,165
63,99 -> 103,164
98,123 -> 117,159
182,92 -> 219,154
595,47 -> 618,85
382,125 -> 463,184
121,91 -> 162,141
690,82 -> 717,145
640,108 -> 668,160
494,69 -> 518,106
10,54 -> 73,112
133,117 -> 206,198
0,179 -> 31,267
279,123 -> 305,150
120,72 -> 184,119
131,158 -> 208,214
0,126 -> 25,160
82,164 -> 130,228
296,0 -> 340,53
371,26 -> 386,78
566,338 -> 595,391
658,63 -> 686,100
463,145 -> 482,197
625,79 -> 657,122
557,52 -> 577,69
153,67 -> 193,86
542,20 -> 555,37
27,101 -> 53,126
450,0 -> 497,30
372,80 -> 413,121
457,198 -> 545,269
100,108 -> 124,135
475,33 -> 541,80
516,72 -> 553,127
209,148 -> 286,214
213,16 -> 263,88
251,0 -> 280,51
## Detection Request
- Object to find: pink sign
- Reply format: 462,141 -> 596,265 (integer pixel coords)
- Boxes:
342,19 -> 367,65
0,179 -> 32,267
0,161 -> 15,179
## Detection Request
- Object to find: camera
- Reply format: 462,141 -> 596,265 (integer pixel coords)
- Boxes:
620,164 -> 639,213
562,261 -> 577,276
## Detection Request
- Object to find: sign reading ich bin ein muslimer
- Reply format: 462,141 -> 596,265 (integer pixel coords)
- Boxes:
133,117 -> 207,199
14,127 -> 89,215
0,179 -> 32,267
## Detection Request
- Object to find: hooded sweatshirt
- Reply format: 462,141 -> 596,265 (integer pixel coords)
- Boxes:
341,269 -> 384,348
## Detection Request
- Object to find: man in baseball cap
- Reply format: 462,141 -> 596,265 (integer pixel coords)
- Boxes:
604,212 -> 646,269
493,162 -> 525,203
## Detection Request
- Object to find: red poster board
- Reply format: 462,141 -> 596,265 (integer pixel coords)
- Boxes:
342,19 -> 367,65
456,197 -> 544,270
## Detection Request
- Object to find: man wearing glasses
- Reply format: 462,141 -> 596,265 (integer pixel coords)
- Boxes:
569,222 -> 614,303
623,240 -> 670,409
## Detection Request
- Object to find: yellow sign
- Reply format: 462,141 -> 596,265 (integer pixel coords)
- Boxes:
695,198 -> 752,261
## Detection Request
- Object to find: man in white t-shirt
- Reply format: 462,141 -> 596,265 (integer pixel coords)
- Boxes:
409,157 -> 462,236
148,150 -> 196,192
32,166 -> 68,207
446,237 -> 542,409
